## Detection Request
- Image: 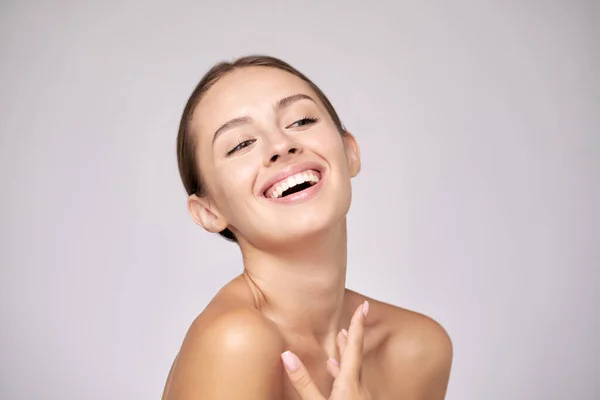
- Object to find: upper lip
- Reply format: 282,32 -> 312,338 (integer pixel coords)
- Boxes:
258,161 -> 325,197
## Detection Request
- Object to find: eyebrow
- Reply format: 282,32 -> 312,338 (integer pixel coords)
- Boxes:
212,93 -> 316,145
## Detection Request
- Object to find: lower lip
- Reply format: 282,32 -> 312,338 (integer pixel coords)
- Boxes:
263,173 -> 325,204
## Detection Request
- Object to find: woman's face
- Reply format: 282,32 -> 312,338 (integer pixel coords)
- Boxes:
189,66 -> 360,247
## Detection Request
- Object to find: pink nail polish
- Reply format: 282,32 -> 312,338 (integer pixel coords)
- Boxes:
281,351 -> 299,371
362,300 -> 370,318
328,356 -> 339,366
341,328 -> 348,337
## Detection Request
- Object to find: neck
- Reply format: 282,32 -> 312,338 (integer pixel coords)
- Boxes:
240,220 -> 348,345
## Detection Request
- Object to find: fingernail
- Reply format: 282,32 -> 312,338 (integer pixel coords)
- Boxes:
281,351 -> 299,371
328,356 -> 339,366
341,328 -> 348,337
362,300 -> 370,318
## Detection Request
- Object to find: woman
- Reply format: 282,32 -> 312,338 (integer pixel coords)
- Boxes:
162,55 -> 453,399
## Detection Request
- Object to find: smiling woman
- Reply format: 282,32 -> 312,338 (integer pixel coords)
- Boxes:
164,55 -> 453,400
176,56 -> 349,243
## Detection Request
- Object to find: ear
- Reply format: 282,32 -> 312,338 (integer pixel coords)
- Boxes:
342,132 -> 361,177
187,194 -> 229,233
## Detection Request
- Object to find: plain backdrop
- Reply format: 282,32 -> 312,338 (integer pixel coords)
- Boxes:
1,1 -> 598,399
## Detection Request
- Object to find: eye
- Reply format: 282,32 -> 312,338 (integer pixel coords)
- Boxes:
287,116 -> 320,129
226,139 -> 256,156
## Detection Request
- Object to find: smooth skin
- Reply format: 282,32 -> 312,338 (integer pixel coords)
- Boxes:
162,66 -> 453,399
282,300 -> 373,399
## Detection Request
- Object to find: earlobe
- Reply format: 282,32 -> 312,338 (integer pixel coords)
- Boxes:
343,132 -> 361,177
188,194 -> 228,233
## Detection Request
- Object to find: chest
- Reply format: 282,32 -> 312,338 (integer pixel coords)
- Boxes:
279,354 -> 389,400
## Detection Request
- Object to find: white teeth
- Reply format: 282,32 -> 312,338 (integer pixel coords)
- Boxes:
267,169 -> 321,199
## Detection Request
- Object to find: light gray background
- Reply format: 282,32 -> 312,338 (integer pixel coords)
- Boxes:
1,1 -> 598,399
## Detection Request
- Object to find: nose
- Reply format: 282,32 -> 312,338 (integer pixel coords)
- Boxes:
263,132 -> 303,166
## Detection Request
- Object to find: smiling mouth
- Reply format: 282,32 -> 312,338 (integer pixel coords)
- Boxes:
264,170 -> 322,199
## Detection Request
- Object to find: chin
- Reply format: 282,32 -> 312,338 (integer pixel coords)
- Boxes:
239,182 -> 352,247
260,201 -> 350,245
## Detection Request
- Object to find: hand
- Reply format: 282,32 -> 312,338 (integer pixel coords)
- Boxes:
281,301 -> 373,400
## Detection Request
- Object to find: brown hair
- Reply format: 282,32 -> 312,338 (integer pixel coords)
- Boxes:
176,55 -> 347,242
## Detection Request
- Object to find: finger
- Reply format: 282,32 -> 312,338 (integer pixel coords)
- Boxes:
326,356 -> 341,378
340,301 -> 368,380
281,351 -> 326,400
337,329 -> 348,358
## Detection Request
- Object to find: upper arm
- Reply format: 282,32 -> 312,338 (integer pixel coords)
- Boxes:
164,310 -> 285,400
385,314 -> 453,400
417,319 -> 453,399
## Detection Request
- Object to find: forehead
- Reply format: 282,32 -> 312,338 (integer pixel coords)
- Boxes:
191,67 -> 319,138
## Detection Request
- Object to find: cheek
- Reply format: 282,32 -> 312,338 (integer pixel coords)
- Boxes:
304,131 -> 349,170
214,159 -> 257,205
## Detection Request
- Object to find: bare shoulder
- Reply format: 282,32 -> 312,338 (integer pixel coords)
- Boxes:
163,276 -> 286,400
346,290 -> 453,399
